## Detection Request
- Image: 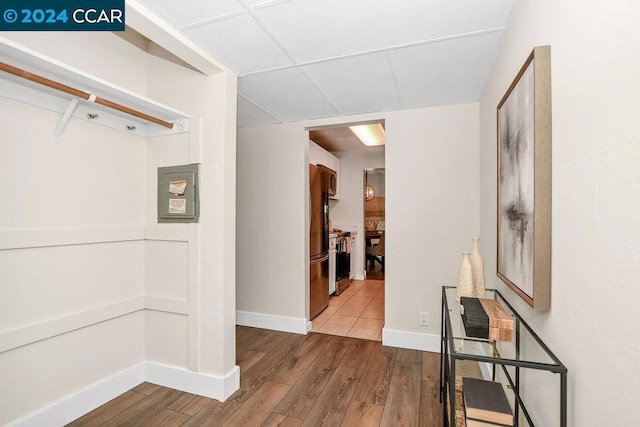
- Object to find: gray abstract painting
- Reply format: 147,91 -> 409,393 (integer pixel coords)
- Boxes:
498,62 -> 535,299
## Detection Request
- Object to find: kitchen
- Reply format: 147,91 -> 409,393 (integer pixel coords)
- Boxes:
308,123 -> 385,339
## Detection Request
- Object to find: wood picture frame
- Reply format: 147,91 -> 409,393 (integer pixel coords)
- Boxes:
497,46 -> 551,310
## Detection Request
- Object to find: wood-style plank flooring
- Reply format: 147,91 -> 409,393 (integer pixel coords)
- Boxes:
68,326 -> 476,426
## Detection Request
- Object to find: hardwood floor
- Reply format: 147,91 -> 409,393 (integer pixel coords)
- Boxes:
68,326 -> 451,426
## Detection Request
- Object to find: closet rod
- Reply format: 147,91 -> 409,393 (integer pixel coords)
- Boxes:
0,61 -> 174,129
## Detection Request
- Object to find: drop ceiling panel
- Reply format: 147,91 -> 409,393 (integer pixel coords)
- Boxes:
184,14 -> 293,74
303,53 -> 401,115
239,68 -> 338,122
137,0 -> 246,28
244,0 -> 294,7
237,95 -> 281,127
254,0 -> 515,63
134,0 -> 515,128
389,31 -> 504,108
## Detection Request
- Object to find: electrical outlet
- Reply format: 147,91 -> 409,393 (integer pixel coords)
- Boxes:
419,311 -> 429,326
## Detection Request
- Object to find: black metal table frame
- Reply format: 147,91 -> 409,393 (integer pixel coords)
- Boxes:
439,286 -> 567,427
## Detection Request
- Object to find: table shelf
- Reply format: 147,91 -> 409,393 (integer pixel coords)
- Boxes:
440,286 -> 567,426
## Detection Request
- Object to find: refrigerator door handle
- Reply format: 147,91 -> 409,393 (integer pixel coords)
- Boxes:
310,253 -> 330,264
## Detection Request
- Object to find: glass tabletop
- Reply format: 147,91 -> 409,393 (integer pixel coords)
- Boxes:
443,286 -> 565,371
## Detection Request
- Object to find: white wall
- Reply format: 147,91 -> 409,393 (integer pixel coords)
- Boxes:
384,104 -> 479,343
236,124 -> 308,325
0,30 -> 238,425
236,103 -> 479,346
146,47 -> 239,378
330,148 -> 385,278
0,33 -> 147,425
478,0 -> 640,425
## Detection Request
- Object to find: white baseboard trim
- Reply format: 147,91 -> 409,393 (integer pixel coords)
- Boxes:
382,328 -> 440,352
355,274 -> 366,280
473,342 -> 494,380
479,361 -> 493,380
236,311 -> 309,335
145,362 -> 240,401
11,362 -> 145,427
10,362 -> 240,426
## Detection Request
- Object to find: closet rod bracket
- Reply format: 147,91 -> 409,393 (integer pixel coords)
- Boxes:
54,98 -> 79,138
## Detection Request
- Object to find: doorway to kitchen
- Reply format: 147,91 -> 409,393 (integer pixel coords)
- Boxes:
364,168 -> 385,280
306,120 -> 386,340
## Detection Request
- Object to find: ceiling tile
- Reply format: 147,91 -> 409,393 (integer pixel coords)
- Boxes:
303,53 -> 400,115
238,68 -> 339,122
184,14 -> 294,75
237,95 -> 282,127
254,0 -> 515,63
388,31 -> 504,108
244,0 -> 294,7
136,0 -> 246,28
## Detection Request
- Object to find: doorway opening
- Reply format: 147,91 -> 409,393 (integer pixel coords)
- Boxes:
305,120 -> 386,341
364,168 -> 385,280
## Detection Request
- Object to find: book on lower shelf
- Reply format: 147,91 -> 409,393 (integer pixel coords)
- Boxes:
465,418 -> 513,427
462,377 -> 513,426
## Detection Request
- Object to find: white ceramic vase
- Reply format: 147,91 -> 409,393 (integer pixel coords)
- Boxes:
470,237 -> 485,298
456,252 -> 474,302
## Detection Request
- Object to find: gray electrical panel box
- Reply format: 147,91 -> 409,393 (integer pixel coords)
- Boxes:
157,164 -> 199,223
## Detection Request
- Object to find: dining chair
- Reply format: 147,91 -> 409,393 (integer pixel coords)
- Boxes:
365,231 -> 385,272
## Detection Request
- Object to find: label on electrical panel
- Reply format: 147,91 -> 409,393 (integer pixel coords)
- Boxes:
169,180 -> 188,196
168,199 -> 186,214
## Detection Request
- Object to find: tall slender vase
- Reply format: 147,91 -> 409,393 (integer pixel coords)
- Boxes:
456,252 -> 473,302
470,237 -> 485,298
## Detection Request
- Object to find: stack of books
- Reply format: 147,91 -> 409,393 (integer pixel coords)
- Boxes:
462,377 -> 514,427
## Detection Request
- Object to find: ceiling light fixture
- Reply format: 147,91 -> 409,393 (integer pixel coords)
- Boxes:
349,123 -> 385,147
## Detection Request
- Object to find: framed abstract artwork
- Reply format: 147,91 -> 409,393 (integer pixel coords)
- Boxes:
497,46 -> 551,310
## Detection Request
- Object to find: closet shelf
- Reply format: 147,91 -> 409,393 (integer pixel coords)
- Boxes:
0,36 -> 190,138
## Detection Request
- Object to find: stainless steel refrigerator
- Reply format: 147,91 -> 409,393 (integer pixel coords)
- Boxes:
309,164 -> 331,319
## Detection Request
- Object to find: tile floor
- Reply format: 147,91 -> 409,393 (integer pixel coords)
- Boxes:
311,279 -> 384,341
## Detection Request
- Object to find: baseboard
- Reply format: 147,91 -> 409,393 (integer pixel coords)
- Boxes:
10,362 -> 145,427
355,274 -> 366,280
145,362 -> 240,401
10,362 -> 240,426
473,342 -> 494,380
236,311 -> 309,335
382,328 -> 440,352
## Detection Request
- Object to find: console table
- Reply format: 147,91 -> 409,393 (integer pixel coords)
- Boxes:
440,286 -> 567,426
